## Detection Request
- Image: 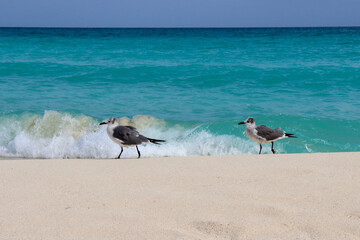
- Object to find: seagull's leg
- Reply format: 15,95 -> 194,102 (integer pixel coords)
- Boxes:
136,145 -> 141,158
259,144 -> 262,154
117,147 -> 123,159
271,142 -> 276,154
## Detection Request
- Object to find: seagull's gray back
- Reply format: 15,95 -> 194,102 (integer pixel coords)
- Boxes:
112,126 -> 149,145
255,125 -> 285,141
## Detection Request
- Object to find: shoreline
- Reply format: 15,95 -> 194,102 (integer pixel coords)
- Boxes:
0,151 -> 358,160
1,152 -> 359,239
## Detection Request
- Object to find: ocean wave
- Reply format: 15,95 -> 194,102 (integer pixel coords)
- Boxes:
0,110 -> 358,158
0,110 -> 262,158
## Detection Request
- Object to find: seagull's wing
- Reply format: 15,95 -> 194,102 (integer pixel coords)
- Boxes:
112,126 -> 148,145
255,125 -> 285,141
124,126 -> 137,131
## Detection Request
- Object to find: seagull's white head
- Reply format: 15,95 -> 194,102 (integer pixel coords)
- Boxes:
99,117 -> 117,126
238,117 -> 255,126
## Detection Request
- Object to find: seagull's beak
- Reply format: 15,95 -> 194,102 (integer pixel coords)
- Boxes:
238,121 -> 245,125
99,122 -> 106,125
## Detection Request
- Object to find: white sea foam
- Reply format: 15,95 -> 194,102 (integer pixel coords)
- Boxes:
0,111 -> 281,158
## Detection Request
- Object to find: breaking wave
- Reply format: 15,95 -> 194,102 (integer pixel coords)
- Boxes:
0,110 -> 261,158
0,110 -> 358,159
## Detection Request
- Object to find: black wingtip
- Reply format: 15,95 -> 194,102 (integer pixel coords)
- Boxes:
148,138 -> 166,144
285,133 -> 297,138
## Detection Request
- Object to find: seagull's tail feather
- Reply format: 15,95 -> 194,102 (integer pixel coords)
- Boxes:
285,133 -> 297,138
147,138 -> 166,144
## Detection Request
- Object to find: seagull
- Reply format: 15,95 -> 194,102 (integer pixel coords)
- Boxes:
100,117 -> 165,158
238,117 -> 296,154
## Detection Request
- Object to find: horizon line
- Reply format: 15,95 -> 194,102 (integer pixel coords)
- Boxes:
1,26 -> 360,29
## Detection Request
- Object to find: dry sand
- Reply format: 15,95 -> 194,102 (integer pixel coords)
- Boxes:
0,152 -> 359,240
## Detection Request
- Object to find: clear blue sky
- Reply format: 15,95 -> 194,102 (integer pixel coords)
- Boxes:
1,0 -> 359,27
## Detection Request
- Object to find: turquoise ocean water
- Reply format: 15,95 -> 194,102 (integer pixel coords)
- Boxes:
0,27 -> 359,158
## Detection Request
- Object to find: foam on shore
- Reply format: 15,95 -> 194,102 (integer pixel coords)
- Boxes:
0,111 -> 263,158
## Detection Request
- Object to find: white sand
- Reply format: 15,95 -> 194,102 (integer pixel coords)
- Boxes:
0,152 -> 359,240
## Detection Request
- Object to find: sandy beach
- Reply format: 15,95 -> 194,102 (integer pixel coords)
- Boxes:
0,152 -> 359,239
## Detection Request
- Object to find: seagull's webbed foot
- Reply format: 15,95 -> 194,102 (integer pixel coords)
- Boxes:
259,144 -> 262,154
271,142 -> 276,154
117,147 -> 124,159
136,145 -> 141,158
